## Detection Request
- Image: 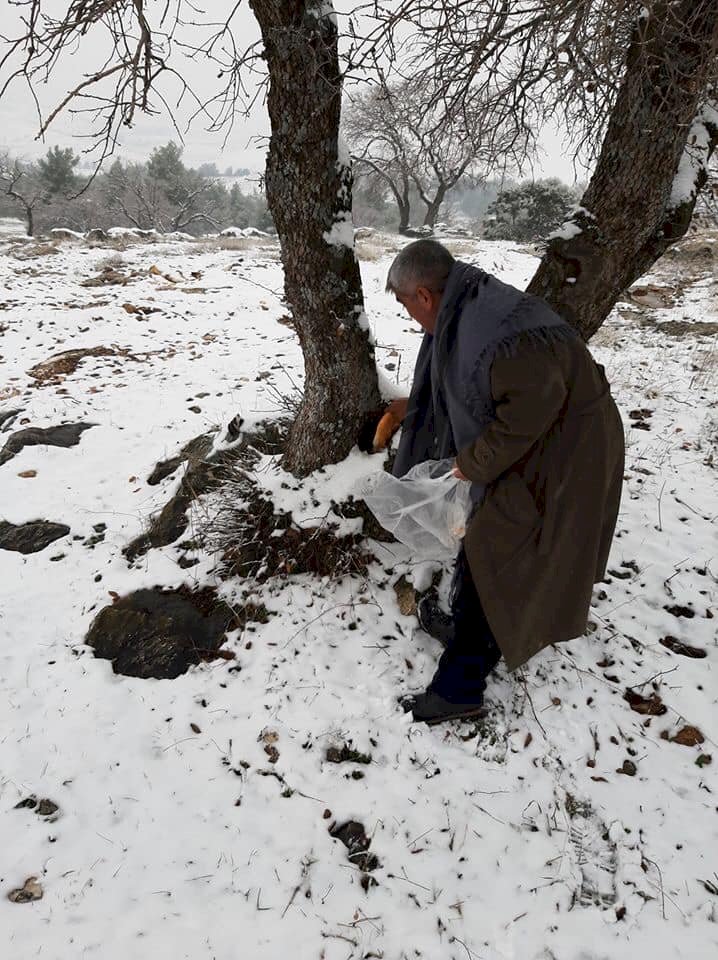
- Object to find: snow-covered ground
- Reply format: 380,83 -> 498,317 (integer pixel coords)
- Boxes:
1,230 -> 716,959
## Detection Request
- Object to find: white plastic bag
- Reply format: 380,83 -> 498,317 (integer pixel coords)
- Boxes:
361,458 -> 471,557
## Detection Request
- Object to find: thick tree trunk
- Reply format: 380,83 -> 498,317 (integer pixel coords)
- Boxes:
249,0 -> 380,475
422,185 -> 447,229
397,197 -> 411,233
528,0 -> 718,340
26,205 -> 34,237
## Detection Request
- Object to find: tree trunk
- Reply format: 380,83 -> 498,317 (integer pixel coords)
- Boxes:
422,185 -> 447,229
397,197 -> 411,233
26,204 -> 34,237
528,0 -> 718,340
249,0 -> 380,475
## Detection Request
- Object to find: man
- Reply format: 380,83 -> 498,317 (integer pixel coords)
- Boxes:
381,239 -> 624,725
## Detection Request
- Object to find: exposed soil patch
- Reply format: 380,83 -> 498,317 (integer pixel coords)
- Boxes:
0,519 -> 70,554
659,636 -> 707,658
7,878 -> 43,903
80,266 -> 132,287
0,422 -> 94,466
15,796 -> 59,817
661,725 -> 705,747
86,584 -> 252,679
326,744 -> 372,765
644,318 -> 718,338
217,490 -> 373,583
28,346 -> 123,383
329,820 -> 381,876
663,604 -> 695,619
623,689 -> 667,716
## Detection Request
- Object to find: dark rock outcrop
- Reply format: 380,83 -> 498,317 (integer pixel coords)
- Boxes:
0,423 -> 94,466
0,520 -> 71,553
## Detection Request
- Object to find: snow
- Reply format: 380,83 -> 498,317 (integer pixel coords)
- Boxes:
221,226 -> 271,239
669,101 -> 718,209
307,0 -> 338,26
1,231 -> 717,959
323,210 -> 355,249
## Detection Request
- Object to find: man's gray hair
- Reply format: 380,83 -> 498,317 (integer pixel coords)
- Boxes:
386,239 -> 456,296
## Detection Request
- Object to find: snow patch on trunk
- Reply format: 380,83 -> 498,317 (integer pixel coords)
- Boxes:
669,101 -> 718,209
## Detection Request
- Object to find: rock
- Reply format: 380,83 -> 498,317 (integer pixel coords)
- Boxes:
146,432 -> 214,486
86,585 -> 238,679
616,759 -> 637,776
0,408 -> 22,432
625,284 -> 675,309
0,422 -> 94,466
7,877 -> 43,903
86,228 -> 109,241
0,520 -> 70,554
50,228 -> 84,241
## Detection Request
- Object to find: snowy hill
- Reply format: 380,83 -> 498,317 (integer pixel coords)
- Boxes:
1,230 -> 716,959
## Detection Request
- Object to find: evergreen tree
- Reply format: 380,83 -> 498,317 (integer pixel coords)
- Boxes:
37,146 -> 79,196
484,180 -> 577,242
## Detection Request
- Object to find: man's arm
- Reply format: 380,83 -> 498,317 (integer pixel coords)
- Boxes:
455,342 -> 568,485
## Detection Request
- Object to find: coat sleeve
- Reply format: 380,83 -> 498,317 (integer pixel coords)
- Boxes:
456,340 -> 568,484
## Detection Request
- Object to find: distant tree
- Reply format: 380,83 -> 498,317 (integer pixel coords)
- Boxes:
370,1 -> 718,340
146,142 -> 188,206
223,165 -> 234,177
346,78 -> 492,233
198,161 -> 220,177
484,180 -> 577,242
37,146 -> 79,196
0,154 -> 45,235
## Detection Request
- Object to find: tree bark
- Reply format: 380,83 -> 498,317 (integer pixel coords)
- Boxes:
397,195 -> 411,233
422,184 -> 447,229
528,0 -> 718,341
249,1 -> 380,475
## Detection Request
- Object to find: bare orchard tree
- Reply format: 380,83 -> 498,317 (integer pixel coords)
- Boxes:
101,157 -> 223,234
363,0 -> 718,340
345,77 -> 514,231
0,154 -> 46,236
345,82 -> 417,232
1,0 -> 380,475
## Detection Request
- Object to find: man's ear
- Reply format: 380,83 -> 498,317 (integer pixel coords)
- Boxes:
415,286 -> 432,307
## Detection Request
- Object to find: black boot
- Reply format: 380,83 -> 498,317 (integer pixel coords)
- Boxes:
400,689 -> 486,725
416,590 -> 455,649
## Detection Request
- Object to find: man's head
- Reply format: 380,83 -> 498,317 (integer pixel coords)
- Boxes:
386,239 -> 455,334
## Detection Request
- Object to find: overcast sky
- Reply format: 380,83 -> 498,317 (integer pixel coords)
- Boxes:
0,2 -> 588,184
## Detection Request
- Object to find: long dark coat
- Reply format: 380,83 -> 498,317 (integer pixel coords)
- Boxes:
456,333 -> 624,671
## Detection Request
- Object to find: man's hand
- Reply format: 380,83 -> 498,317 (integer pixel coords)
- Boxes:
452,460 -> 469,481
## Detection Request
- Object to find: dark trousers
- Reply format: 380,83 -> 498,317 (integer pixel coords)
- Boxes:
429,547 -> 502,703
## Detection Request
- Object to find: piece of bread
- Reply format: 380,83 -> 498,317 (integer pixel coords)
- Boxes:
372,411 -> 402,452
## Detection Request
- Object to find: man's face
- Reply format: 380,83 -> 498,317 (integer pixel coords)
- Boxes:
395,285 -> 443,334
